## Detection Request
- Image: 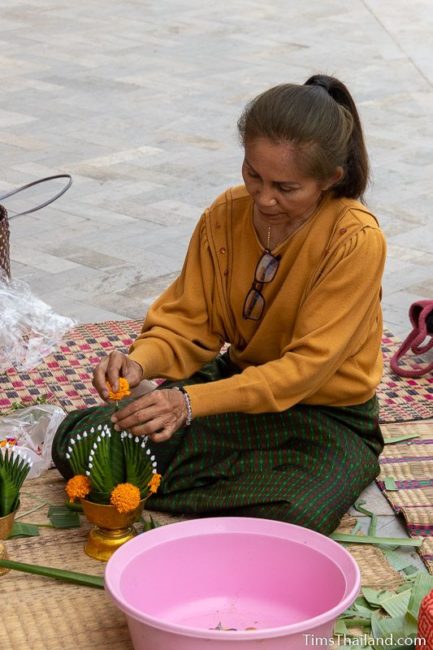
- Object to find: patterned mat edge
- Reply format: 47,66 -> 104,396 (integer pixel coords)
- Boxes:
2,321 -> 433,424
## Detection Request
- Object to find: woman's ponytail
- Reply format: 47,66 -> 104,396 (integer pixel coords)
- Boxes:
304,74 -> 369,200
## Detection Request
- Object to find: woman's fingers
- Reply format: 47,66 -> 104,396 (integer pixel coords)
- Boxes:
92,352 -> 144,400
111,389 -> 187,442
112,392 -> 157,426
92,355 -> 113,399
106,352 -> 127,393
148,427 -> 176,444
126,416 -> 168,439
113,403 -> 160,431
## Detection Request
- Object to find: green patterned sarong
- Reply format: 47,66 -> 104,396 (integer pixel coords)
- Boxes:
52,353 -> 383,535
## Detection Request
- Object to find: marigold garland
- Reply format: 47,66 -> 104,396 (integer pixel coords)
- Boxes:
148,473 -> 162,494
110,483 -> 141,513
106,377 -> 131,401
65,474 -> 91,502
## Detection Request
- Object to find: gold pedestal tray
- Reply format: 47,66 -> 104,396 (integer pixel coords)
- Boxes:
0,510 -> 17,576
81,498 -> 145,562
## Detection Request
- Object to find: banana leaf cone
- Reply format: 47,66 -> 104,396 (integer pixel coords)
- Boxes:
51,400 -> 134,480
51,397 -> 175,483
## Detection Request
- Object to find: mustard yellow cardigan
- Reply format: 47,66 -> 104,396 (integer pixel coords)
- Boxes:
129,186 -> 386,418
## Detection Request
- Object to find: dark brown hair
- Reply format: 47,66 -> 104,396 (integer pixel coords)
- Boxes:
237,74 -> 369,200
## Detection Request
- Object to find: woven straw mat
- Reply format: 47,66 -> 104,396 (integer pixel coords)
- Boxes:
379,420 -> 433,573
0,320 -> 431,649
1,476 -> 402,650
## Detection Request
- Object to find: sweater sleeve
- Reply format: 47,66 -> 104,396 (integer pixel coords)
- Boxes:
185,225 -> 386,416
128,214 -> 225,378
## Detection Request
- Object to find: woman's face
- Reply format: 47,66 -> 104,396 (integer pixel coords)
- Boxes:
242,137 -> 340,226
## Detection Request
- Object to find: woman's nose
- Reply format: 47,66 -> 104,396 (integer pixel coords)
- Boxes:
256,187 -> 277,207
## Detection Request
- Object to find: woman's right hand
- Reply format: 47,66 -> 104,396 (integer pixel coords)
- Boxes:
92,351 -> 144,401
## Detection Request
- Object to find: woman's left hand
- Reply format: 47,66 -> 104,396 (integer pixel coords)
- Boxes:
110,388 -> 187,443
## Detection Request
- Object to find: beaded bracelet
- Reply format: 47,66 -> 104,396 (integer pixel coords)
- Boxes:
174,386 -> 193,426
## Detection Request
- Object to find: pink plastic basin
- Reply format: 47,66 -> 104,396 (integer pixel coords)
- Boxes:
105,517 -> 360,650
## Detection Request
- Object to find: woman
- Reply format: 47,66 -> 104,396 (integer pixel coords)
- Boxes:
91,75 -> 386,534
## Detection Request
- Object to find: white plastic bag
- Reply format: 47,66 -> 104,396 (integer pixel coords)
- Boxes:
0,271 -> 76,371
0,404 -> 66,478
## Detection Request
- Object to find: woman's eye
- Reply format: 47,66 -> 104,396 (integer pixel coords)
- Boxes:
278,186 -> 294,193
247,169 -> 259,178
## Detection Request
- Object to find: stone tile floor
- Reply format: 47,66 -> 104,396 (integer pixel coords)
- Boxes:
1,0 -> 432,562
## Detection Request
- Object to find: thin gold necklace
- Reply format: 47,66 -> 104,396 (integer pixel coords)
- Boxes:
267,225 -> 271,251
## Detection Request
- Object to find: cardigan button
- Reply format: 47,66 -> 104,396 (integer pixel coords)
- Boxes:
224,269 -> 229,276
219,247 -> 226,254
339,228 -> 347,235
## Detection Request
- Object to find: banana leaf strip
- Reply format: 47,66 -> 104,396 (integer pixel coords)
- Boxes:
406,572 -> 433,621
331,533 -> 422,547
0,559 -> 104,589
47,505 -> 81,528
7,521 -> 40,538
382,549 -> 417,572
384,477 -> 398,491
380,590 -> 411,618
362,588 -> 395,607
333,619 -> 348,635
383,433 -> 420,445
402,565 -> 420,577
354,500 -> 378,536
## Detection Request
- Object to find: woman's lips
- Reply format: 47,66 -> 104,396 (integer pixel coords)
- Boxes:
258,209 -> 284,217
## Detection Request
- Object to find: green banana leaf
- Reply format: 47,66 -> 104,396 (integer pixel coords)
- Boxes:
0,449 -> 31,517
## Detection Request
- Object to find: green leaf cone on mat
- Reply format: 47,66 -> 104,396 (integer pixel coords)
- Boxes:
63,403 -> 159,507
0,447 -> 32,517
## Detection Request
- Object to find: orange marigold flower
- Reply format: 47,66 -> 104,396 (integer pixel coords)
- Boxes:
110,483 -> 141,513
65,475 -> 91,502
106,377 -> 131,401
148,473 -> 162,494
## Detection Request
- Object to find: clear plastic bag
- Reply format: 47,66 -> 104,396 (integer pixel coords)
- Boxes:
0,271 -> 76,371
0,404 -> 66,478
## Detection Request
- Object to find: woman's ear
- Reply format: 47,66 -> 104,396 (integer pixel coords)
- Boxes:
323,166 -> 344,191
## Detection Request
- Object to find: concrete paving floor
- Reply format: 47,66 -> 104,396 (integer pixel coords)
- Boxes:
1,0 -> 433,561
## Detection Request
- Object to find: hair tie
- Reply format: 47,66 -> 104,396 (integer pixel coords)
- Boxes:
312,81 -> 329,92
